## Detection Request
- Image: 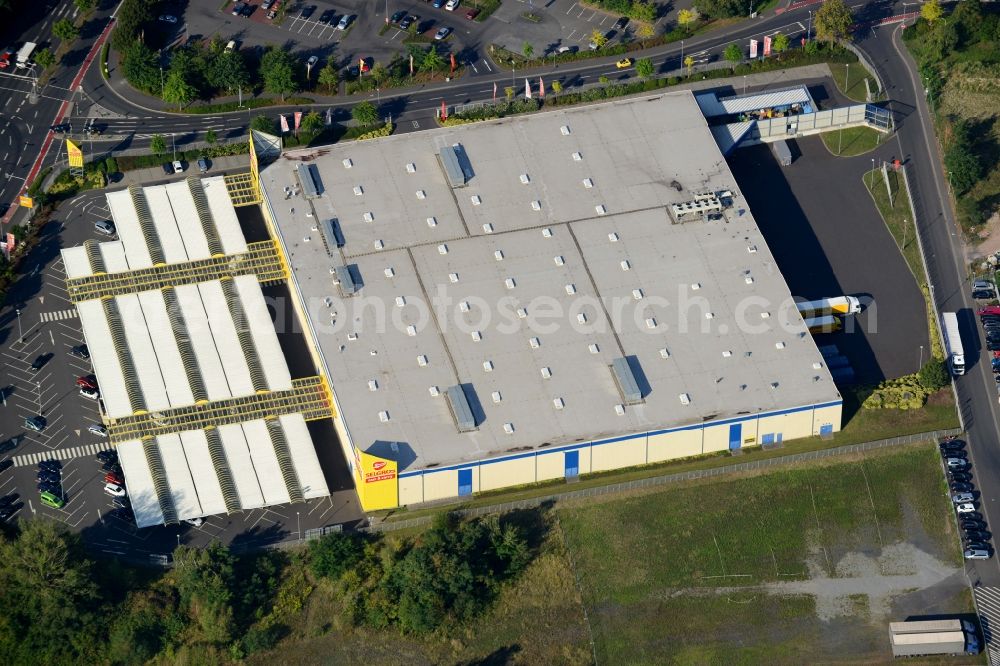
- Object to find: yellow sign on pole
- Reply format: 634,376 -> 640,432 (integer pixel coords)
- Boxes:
18,195 -> 33,208
66,139 -> 84,168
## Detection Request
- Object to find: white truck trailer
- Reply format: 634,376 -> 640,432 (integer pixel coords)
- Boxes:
803,315 -> 842,334
796,296 -> 862,317
15,42 -> 36,69
941,312 -> 965,376
889,619 -> 979,657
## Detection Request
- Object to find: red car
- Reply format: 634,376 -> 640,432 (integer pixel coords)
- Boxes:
105,471 -> 124,485
465,7 -> 479,19
76,376 -> 98,390
0,50 -> 12,69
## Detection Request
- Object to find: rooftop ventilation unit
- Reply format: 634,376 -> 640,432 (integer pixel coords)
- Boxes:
296,163 -> 323,198
318,218 -> 344,255
334,266 -> 359,295
611,357 -> 644,405
669,194 -> 723,223
438,145 -> 467,188
446,385 -> 478,432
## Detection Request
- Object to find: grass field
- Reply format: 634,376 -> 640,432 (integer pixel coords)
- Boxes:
829,62 -> 878,103
558,444 -> 967,664
256,444 -> 969,665
820,126 -> 883,157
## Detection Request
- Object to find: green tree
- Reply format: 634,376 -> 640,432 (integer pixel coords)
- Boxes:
260,47 -> 299,101
207,50 -> 250,94
162,67 -> 197,107
920,0 -> 943,24
815,0 -> 853,45
106,587 -> 182,665
772,32 -> 790,53
917,358 -> 950,390
590,28 -> 607,48
318,59 -> 339,93
300,110 -> 324,137
250,115 -> 277,134
73,0 -> 96,11
172,543 -> 235,645
677,8 -> 697,29
310,532 -> 369,579
551,80 -> 563,95
104,156 -> 118,174
635,57 -> 654,79
53,18 -> 79,41
684,55 -> 695,75
724,43 -> 743,68
928,19 -> 959,60
0,521 -> 104,664
34,47 -> 55,69
522,41 -> 534,59
693,0 -> 743,19
420,45 -> 445,73
151,134 -> 167,155
205,128 -> 217,144
352,100 -> 379,126
598,74 -> 610,84
112,0 -> 153,51
632,0 -> 656,22
120,40 -> 160,94
636,22 -> 655,39
370,62 -> 387,86
504,85 -> 514,100
944,119 -> 985,193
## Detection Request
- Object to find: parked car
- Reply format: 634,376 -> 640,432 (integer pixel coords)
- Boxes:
390,9 -> 407,22
39,491 -> 64,509
158,14 -> 178,23
434,26 -> 452,40
0,49 -> 12,69
399,14 -> 416,28
319,8 -> 335,23
613,16 -> 629,30
184,517 -> 205,527
299,4 -> 316,18
105,472 -> 124,485
946,458 -> 969,469
957,503 -> 978,513
616,57 -> 633,69
943,448 -> 967,459
974,290 -> 995,300
112,497 -> 130,509
465,7 -> 479,19
37,470 -> 59,483
444,0 -> 460,9
965,530 -> 992,542
104,483 -> 127,498
951,482 -> 974,493
962,519 -> 987,530
102,461 -> 122,474
172,160 -> 184,173
953,493 -> 976,504
432,0 -> 445,7
306,55 -> 319,67
949,472 -> 972,483
940,438 -> 965,450
336,14 -> 354,29
30,353 -> 52,372
70,344 -> 90,359
38,459 -> 61,471
965,548 -> 991,560
79,386 -> 100,400
0,502 -> 21,521
198,158 -> 209,173
24,415 -> 46,432
88,424 -> 108,437
94,220 -> 115,236
76,375 -> 98,390
239,3 -> 255,16
96,450 -> 117,463
231,1 -> 246,16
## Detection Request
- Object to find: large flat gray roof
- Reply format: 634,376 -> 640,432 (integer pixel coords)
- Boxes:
260,91 -> 840,471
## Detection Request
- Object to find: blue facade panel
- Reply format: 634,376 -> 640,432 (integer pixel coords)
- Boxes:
457,469 -> 472,496
728,424 -> 742,450
565,451 -> 579,478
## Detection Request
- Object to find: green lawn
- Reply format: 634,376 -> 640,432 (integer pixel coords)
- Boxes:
821,125 -> 884,157
558,444 -> 965,664
829,62 -> 878,103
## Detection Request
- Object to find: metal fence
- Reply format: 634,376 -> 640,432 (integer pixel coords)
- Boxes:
365,429 -> 961,533
840,41 -> 885,97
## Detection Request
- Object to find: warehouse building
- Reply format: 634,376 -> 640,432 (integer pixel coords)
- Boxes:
61,177 -> 331,528
256,91 -> 843,510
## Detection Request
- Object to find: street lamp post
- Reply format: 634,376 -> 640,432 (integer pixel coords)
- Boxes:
680,40 -> 684,69
807,11 -> 813,42
870,157 -> 875,187
172,133 -> 176,162
297,511 -> 301,540
159,67 -> 164,99
15,308 -> 22,344
919,345 -> 924,369
845,63 -> 849,93
743,75 -> 747,94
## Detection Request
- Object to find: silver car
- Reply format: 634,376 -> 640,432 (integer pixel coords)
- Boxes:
952,492 -> 975,504
965,548 -> 991,560
957,503 -> 977,513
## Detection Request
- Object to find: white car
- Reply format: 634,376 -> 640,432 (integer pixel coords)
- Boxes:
445,0 -> 461,9
104,483 -> 127,498
79,387 -> 100,400
965,548 -> 991,560
953,492 -> 976,504
957,503 -> 977,514
184,517 -> 204,527
306,55 -> 319,67
336,14 -> 354,29
88,424 -> 108,437
945,458 -> 968,469
172,160 -> 184,173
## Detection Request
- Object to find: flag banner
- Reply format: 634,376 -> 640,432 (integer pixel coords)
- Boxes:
763,36 -> 772,56
450,52 -> 456,73
5,233 -> 13,252
280,115 -> 289,133
409,54 -> 414,75
749,39 -> 758,59
66,140 -> 83,168
538,76 -> 545,98
493,81 -> 497,101
360,57 -> 368,73
440,100 -> 447,120
524,78 -> 531,99
325,107 -> 332,125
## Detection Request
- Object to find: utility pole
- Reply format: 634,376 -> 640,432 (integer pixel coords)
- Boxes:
15,308 -> 22,344
159,66 -> 164,99
807,11 -> 813,42
172,133 -> 176,161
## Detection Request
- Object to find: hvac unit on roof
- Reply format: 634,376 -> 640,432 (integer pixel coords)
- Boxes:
503,423 -> 514,434
520,174 -> 530,184
343,158 -> 353,168
416,190 -> 426,199
540,367 -> 552,378
483,360 -> 494,372
438,145 -> 467,187
554,256 -> 564,266
296,163 -> 323,197
495,250 -> 504,261
429,386 -> 440,396
542,228 -> 552,238
611,357 -> 644,405
354,185 -> 363,196
492,391 -> 502,404
608,232 -> 619,242
318,218 -> 344,255
374,240 -> 384,249
334,266 -> 360,296
483,223 -> 494,233
596,205 -> 607,215
560,125 -> 570,135
378,411 -> 390,422
384,267 -> 395,278
445,385 -> 478,432
406,163 -> 416,173
531,200 -> 541,211
417,355 -> 428,366
528,337 -> 539,348
565,284 -> 576,295
427,217 -> 437,227
471,195 -> 482,205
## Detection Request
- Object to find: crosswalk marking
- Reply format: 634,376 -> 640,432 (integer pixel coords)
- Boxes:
975,586 -> 1000,663
13,442 -> 111,467
38,308 -> 79,323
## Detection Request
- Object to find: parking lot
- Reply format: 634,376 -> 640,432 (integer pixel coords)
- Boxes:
728,130 -> 928,384
0,177 -> 364,560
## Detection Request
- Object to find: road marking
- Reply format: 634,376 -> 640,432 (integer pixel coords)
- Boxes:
975,586 -> 1000,661
482,59 -> 492,72
38,308 -> 78,322
14,442 -> 109,467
